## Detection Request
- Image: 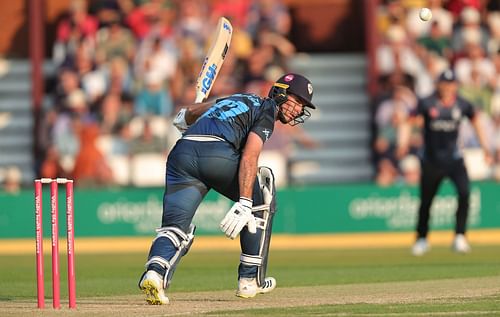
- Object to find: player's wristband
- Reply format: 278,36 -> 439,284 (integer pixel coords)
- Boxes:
239,197 -> 253,209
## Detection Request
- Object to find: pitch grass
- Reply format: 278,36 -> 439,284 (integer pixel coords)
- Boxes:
210,296 -> 500,317
1,246 -> 499,316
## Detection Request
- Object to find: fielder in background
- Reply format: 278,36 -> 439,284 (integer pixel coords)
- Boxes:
398,70 -> 493,256
138,73 -> 316,304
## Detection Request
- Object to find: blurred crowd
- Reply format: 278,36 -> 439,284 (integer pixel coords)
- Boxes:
36,0 -> 300,188
373,0 -> 500,186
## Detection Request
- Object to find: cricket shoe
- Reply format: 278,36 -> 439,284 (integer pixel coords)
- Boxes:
139,270 -> 169,305
236,277 -> 276,298
452,234 -> 471,254
412,238 -> 430,256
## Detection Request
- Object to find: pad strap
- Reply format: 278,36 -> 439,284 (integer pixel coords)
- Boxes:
154,226 -> 191,249
147,224 -> 196,288
145,256 -> 171,270
240,253 -> 263,266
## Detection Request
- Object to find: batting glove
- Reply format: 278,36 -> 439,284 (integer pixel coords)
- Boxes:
220,198 -> 257,239
173,108 -> 189,132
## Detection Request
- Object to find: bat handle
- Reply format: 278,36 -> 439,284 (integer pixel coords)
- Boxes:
195,92 -> 206,104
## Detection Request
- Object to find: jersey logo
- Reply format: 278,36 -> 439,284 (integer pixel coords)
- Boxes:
262,128 -> 271,141
429,107 -> 439,119
430,120 -> 458,132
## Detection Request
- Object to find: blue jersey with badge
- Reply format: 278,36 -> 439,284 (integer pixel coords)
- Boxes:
413,93 -> 476,163
185,94 -> 277,151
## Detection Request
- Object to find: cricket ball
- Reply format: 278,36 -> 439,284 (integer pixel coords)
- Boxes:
419,7 -> 433,22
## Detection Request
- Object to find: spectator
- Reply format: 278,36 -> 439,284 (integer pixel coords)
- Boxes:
56,0 -> 98,42
109,121 -> 133,155
134,36 -> 177,86
126,0 -> 176,40
374,85 -> 421,185
377,0 -> 407,34
459,66 -> 494,114
415,51 -> 450,97
406,0 -> 453,38
243,26 -> 294,88
66,40 -> 107,106
246,0 -> 292,38
106,57 -> 134,96
490,49 -> 500,113
72,123 -> 114,187
2,166 -> 22,194
95,17 -> 136,66
135,72 -> 173,116
374,105 -> 406,186
40,145 -> 67,180
52,90 -> 90,169
376,85 -> 417,128
129,119 -> 167,155
176,0 -> 208,52
400,154 -> 420,185
99,94 -> 123,134
172,38 -> 202,105
211,0 -> 251,28
450,6 -> 489,54
454,41 -> 495,88
487,12 -> 500,54
445,0 -> 481,19
53,0 -> 98,66
81,67 -> 107,106
416,21 -> 452,59
227,22 -> 254,61
377,25 -> 424,84
53,68 -> 81,112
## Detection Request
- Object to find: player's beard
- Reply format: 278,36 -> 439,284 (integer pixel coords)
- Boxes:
277,104 -> 298,124
277,110 -> 290,124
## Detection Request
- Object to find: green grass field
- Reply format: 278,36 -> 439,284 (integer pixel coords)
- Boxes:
1,246 -> 500,316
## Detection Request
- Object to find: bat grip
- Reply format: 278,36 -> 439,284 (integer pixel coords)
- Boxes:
195,92 -> 206,104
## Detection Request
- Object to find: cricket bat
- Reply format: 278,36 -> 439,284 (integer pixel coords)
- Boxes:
194,17 -> 233,103
173,17 -> 232,132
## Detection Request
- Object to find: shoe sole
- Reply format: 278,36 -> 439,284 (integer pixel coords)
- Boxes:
140,279 -> 168,305
236,291 -> 257,298
236,286 -> 275,298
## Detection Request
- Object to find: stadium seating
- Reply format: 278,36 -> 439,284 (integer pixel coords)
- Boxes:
289,53 -> 374,184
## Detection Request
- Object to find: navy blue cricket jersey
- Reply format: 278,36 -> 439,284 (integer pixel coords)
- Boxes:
185,94 -> 278,151
414,93 -> 477,163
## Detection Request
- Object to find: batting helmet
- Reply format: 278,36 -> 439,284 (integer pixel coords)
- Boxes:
269,73 -> 316,125
268,73 -> 316,109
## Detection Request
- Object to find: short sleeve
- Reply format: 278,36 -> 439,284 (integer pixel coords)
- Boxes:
461,98 -> 476,119
251,103 -> 275,143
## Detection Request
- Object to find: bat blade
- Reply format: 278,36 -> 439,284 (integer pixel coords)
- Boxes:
195,17 -> 233,103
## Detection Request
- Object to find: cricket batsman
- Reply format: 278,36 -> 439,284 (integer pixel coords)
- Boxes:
138,73 -> 316,304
